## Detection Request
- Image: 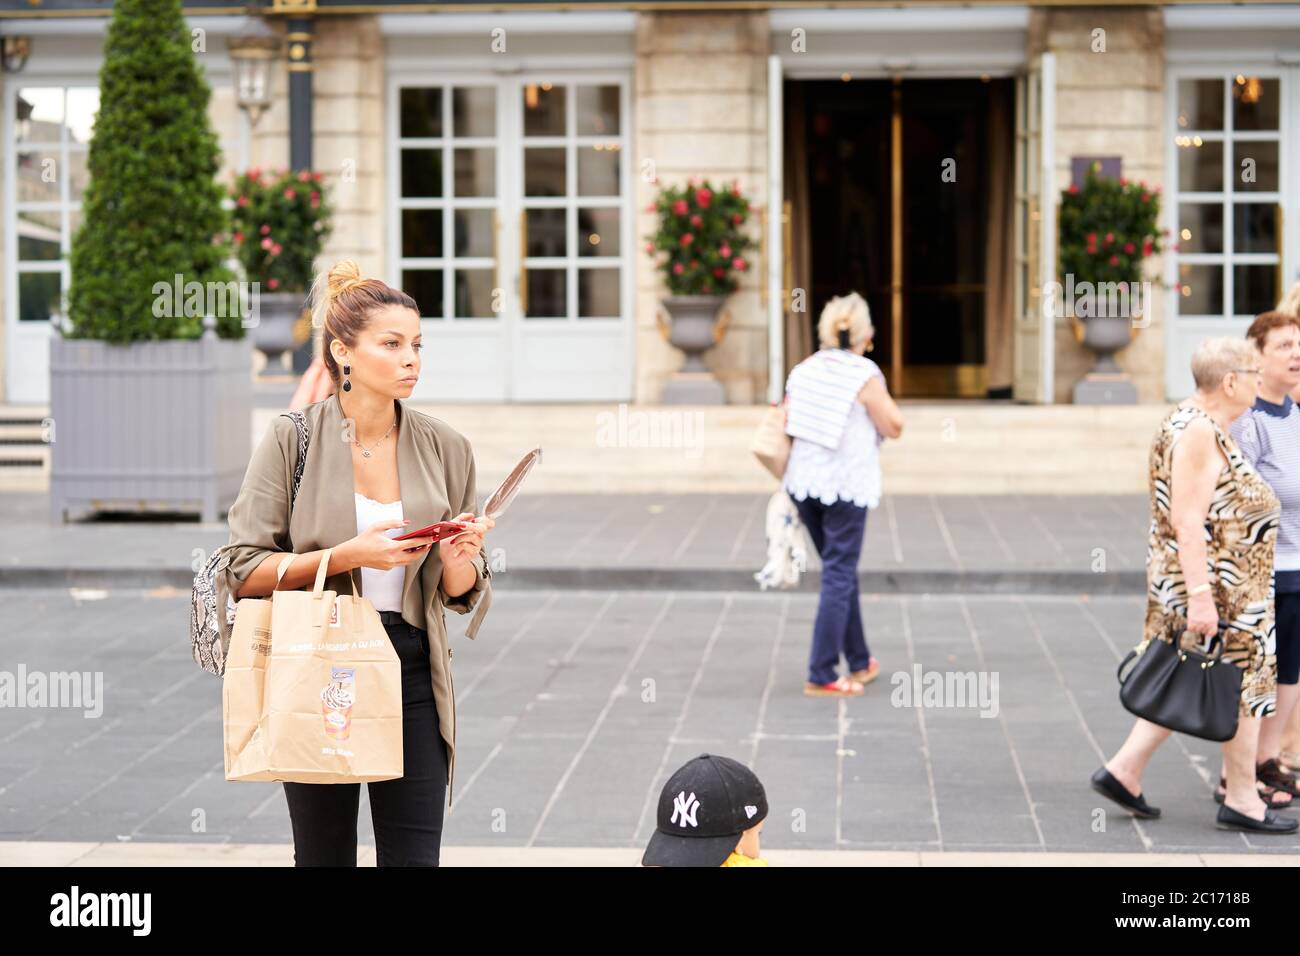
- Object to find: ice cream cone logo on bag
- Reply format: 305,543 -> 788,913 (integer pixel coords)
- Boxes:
320,667 -> 356,740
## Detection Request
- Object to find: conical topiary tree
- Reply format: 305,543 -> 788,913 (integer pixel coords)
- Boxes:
66,0 -> 239,342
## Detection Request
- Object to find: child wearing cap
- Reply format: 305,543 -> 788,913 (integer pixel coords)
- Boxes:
642,754 -> 770,867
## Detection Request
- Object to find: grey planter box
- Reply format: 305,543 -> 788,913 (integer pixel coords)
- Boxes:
50,324 -> 253,523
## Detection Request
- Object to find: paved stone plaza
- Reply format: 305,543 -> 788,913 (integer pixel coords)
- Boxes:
2,491 -> 1298,863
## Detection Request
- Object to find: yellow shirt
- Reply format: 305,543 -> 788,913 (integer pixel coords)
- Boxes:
720,851 -> 769,867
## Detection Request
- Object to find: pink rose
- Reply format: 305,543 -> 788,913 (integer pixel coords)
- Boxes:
1108,255 -> 1119,266
284,188 -> 296,200
690,214 -> 702,227
1123,242 -> 1135,254
645,242 -> 655,253
260,224 -> 271,236
1104,232 -> 1114,244
1142,240 -> 1153,256
695,188 -> 712,208
1068,184 -> 1079,195
713,267 -> 725,278
1119,176 -> 1128,186
732,214 -> 743,225
248,166 -> 261,179
312,171 -> 323,183
681,233 -> 694,247
298,170 -> 311,183
732,257 -> 746,271
1140,193 -> 1150,203
271,243 -> 282,255
672,262 -> 684,275
261,237 -> 273,250
267,277 -> 280,290
236,195 -> 249,207
233,231 -> 244,244
719,243 -> 732,258
646,202 -> 656,213
672,199 -> 689,216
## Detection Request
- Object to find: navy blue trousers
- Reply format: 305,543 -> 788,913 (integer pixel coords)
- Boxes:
789,493 -> 872,684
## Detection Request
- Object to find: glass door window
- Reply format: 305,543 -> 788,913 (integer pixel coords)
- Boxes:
11,86 -> 99,325
520,82 -> 623,321
396,84 -> 501,321
1172,73 -> 1283,320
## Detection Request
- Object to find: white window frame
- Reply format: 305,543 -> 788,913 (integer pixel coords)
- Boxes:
1163,63 -> 1291,399
386,70 -> 634,402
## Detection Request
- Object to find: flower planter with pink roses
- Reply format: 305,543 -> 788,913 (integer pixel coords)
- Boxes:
227,167 -> 333,377
645,178 -> 753,404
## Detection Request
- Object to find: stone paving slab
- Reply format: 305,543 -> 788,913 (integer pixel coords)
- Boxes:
5,842 -> 1299,867
0,492 -> 1150,593
3,588 -> 1297,857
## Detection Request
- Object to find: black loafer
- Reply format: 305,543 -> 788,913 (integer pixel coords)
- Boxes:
1090,767 -> 1161,819
1216,803 -> 1300,833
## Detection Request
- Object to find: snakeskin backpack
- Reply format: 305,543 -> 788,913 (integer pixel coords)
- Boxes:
189,410 -> 310,677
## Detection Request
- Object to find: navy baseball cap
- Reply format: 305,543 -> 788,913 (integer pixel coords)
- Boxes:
642,754 -> 768,867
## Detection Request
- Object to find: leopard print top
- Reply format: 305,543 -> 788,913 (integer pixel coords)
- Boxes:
1145,403 -> 1280,718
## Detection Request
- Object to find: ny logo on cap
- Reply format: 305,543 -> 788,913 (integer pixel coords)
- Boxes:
671,791 -> 700,828
745,805 -> 758,819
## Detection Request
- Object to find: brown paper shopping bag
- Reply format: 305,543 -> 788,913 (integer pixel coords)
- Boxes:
224,548 -> 403,784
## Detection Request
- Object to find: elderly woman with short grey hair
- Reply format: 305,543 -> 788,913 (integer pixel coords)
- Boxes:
1091,336 -> 1296,834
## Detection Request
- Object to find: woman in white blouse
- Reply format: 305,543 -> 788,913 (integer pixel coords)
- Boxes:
784,293 -> 904,697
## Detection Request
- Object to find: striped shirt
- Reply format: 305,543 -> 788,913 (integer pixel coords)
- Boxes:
1231,393 -> 1300,591
784,348 -> 879,450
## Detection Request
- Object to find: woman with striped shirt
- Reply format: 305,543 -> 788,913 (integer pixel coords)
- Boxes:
1231,311 -> 1300,799
783,293 -> 904,698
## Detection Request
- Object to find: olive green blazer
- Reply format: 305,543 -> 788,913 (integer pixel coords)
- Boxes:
218,391 -> 493,806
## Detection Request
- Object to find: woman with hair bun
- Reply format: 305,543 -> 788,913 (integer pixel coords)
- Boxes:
219,259 -> 496,865
782,292 -> 904,698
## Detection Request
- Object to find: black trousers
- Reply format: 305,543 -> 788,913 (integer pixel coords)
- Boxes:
282,612 -> 448,866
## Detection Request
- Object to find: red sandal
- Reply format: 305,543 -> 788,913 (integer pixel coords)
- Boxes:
804,676 -> 865,698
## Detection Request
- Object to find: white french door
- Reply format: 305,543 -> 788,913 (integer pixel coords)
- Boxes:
1164,67 -> 1296,399
388,72 -> 633,402
3,83 -> 99,404
1011,52 -> 1056,404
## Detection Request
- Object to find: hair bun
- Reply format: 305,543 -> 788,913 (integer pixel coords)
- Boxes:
327,259 -> 366,300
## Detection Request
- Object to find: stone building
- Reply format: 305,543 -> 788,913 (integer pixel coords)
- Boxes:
1,1 -> 1296,407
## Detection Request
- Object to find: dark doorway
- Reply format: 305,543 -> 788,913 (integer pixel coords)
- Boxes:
790,76 -> 1014,398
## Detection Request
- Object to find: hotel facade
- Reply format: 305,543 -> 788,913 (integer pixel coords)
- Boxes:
1,1 -> 1297,407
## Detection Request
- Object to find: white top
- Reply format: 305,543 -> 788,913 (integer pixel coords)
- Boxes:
782,351 -> 884,509
354,492 -> 406,612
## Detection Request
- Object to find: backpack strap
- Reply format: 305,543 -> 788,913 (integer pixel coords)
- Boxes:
279,409 -> 310,512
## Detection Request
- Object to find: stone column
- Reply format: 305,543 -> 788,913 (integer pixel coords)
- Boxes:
633,11 -> 771,404
1031,6 -> 1167,403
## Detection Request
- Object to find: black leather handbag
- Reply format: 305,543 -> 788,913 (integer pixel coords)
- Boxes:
1117,622 -> 1242,742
